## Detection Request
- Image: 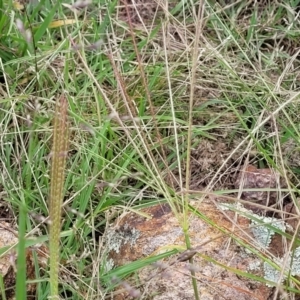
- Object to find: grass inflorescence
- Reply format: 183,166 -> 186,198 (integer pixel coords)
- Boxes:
49,95 -> 68,298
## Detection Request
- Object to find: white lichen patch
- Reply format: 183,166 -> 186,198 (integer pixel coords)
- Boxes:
264,246 -> 300,286
216,202 -> 300,287
105,223 -> 141,271
289,247 -> 300,276
248,260 -> 261,271
217,203 -> 286,249
217,202 -> 242,211
105,258 -> 115,272
217,202 -> 253,216
264,260 -> 282,287
251,216 -> 286,249
106,223 -> 140,254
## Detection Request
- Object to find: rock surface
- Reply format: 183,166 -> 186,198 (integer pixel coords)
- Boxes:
0,221 -> 47,299
107,201 -> 273,300
235,164 -> 285,210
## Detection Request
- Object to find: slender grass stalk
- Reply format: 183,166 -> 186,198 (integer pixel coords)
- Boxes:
184,1 -> 205,299
122,1 -> 172,186
15,202 -> 27,300
0,275 -> 6,300
49,95 -> 69,298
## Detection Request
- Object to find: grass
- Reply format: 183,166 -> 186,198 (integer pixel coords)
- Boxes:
1,0 -> 300,299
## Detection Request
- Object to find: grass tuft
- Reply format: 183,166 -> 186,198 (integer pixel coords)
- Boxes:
1,0 -> 300,299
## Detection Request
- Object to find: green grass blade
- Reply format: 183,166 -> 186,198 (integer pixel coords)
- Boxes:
15,203 -> 27,300
34,1 -> 59,43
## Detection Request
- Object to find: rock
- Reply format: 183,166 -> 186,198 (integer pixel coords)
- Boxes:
0,221 -> 48,299
107,202 -> 272,300
235,164 -> 284,210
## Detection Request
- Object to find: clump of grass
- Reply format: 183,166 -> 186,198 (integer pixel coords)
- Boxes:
49,95 -> 68,298
2,0 -> 300,299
